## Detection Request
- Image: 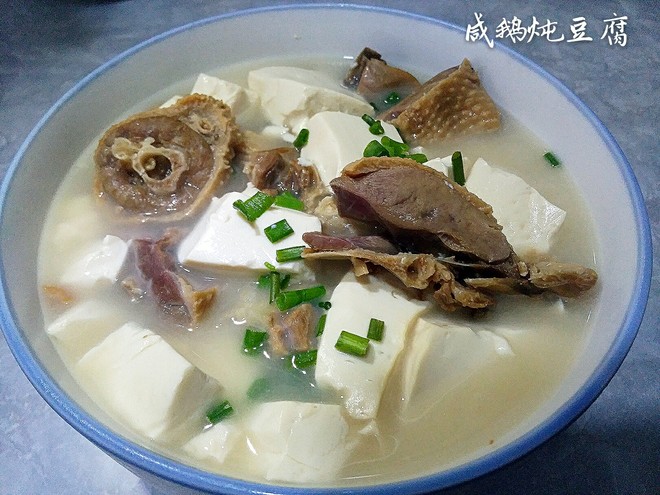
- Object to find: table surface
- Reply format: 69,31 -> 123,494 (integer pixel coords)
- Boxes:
1,1 -> 658,494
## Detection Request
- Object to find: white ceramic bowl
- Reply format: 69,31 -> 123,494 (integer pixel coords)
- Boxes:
0,5 -> 652,494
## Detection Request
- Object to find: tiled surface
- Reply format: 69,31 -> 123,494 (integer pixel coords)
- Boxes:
1,1 -> 657,494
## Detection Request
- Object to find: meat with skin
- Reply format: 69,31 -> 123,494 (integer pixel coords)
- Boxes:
380,59 -> 500,145
302,231 -> 399,254
331,157 -> 514,263
267,303 -> 315,356
95,94 -> 240,221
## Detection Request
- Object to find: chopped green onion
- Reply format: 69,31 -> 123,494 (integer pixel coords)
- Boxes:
543,151 -> 561,167
264,261 -> 277,272
367,318 -> 385,341
363,140 -> 389,158
243,327 -> 268,354
384,91 -> 401,105
451,151 -> 466,186
335,330 -> 369,357
264,219 -> 294,243
291,349 -> 317,369
276,245 -> 305,262
280,273 -> 291,290
318,301 -> 332,310
408,153 -> 428,164
206,400 -> 234,424
315,313 -> 327,337
257,273 -> 270,288
274,192 -> 305,211
275,285 -> 326,311
268,271 -> 281,304
247,377 -> 271,400
369,121 -> 384,135
233,191 -> 275,222
293,128 -> 310,150
361,114 -> 377,126
381,136 -> 409,157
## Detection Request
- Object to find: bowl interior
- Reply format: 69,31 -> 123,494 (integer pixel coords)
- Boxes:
0,4 -> 650,493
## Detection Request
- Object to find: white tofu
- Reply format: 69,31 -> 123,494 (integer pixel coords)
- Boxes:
191,73 -> 259,117
300,111 -> 402,185
178,188 -> 321,273
76,322 -> 222,440
248,66 -> 373,133
465,158 -> 566,257
423,155 -> 452,177
184,420 -> 241,464
399,318 -> 514,419
46,300 -> 125,359
315,272 -> 427,419
245,401 -> 353,483
60,235 -> 128,289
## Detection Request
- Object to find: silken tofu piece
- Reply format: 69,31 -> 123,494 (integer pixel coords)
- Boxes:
398,317 -> 514,419
299,111 -> 402,186
191,73 -> 259,114
76,322 -> 222,440
60,235 -> 128,289
315,271 -> 427,419
245,401 -> 354,483
184,419 -> 241,464
178,188 -> 321,274
423,155 -> 452,177
465,158 -> 566,257
45,300 -> 126,359
247,66 -> 373,133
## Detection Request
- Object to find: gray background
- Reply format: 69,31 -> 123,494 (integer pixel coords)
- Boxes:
0,1 -> 658,494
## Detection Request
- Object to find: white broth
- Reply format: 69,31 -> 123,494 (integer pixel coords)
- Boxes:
38,55 -> 599,486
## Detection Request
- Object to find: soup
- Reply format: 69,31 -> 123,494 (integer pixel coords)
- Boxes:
38,53 -> 599,486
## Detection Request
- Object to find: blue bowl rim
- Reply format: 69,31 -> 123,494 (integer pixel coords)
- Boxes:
0,3 -> 652,494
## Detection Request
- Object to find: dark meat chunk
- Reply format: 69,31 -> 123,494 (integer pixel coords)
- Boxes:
244,148 -> 319,196
380,59 -> 500,145
302,231 -> 398,254
331,157 -> 514,263
344,47 -> 421,107
126,231 -> 216,323
267,303 -> 315,356
95,94 -> 240,221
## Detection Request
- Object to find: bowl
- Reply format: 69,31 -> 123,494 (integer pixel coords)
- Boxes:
0,4 -> 652,494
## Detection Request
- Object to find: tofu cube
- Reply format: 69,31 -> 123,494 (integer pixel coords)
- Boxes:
191,73 -> 260,117
465,158 -> 566,257
60,235 -> 128,289
184,420 -> 241,464
315,271 -> 427,419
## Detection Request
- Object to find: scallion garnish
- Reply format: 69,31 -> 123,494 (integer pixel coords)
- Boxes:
363,140 -> 389,158
291,349 -> 317,369
233,191 -> 275,222
318,301 -> 332,310
315,313 -> 327,337
206,400 -> 234,424
243,327 -> 268,354
335,330 -> 369,357
264,261 -> 277,271
361,114 -> 376,126
274,192 -> 305,211
381,136 -> 409,157
275,245 -> 305,262
293,128 -> 310,150
264,219 -> 294,243
408,153 -> 428,164
280,273 -> 291,290
543,151 -> 561,167
275,285 -> 326,311
451,151 -> 466,186
384,91 -> 401,105
367,318 -> 385,341
257,273 -> 270,288
247,377 -> 271,400
268,271 -> 281,304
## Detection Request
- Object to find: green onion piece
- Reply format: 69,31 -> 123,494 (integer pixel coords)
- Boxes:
367,318 -> 385,341
363,140 -> 389,158
381,136 -> 409,157
335,330 -> 369,357
275,285 -> 326,311
274,192 -> 305,211
291,349 -> 318,369
293,128 -> 310,150
233,191 -> 275,222
276,245 -> 305,263
206,400 -> 234,424
247,377 -> 271,400
264,219 -> 294,243
257,273 -> 270,288
369,121 -> 384,135
264,261 -> 277,271
543,151 -> 561,167
268,271 -> 281,304
361,114 -> 377,126
318,301 -> 332,310
243,327 -> 268,354
408,153 -> 428,164
384,91 -> 401,105
451,151 -> 466,186
315,313 -> 327,337
280,273 -> 291,290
